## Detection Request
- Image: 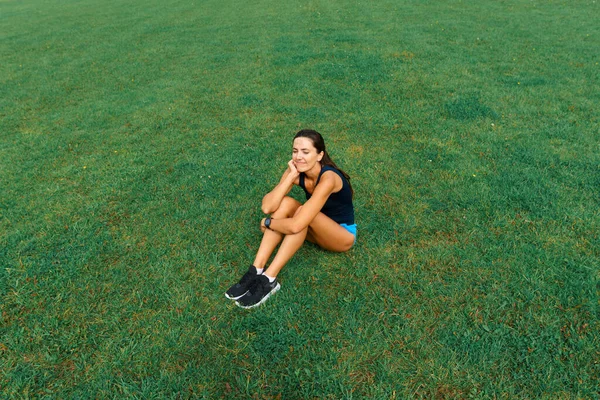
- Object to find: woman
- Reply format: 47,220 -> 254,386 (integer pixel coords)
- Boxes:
225,129 -> 356,308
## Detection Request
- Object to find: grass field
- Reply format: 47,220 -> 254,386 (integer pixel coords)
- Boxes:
1,0 -> 599,397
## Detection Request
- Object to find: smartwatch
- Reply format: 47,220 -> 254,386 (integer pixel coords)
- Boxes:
265,217 -> 272,230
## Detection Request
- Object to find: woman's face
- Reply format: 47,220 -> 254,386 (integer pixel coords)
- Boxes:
292,137 -> 323,172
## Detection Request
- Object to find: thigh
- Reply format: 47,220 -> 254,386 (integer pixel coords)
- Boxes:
307,213 -> 355,252
272,196 -> 302,218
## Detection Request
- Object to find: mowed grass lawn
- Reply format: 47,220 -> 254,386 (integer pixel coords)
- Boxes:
1,0 -> 598,397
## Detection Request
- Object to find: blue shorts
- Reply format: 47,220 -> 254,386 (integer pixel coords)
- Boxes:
340,223 -> 357,239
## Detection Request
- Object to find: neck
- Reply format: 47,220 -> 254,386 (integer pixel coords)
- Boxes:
304,162 -> 322,181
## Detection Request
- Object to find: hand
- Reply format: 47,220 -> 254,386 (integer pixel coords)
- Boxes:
287,159 -> 299,179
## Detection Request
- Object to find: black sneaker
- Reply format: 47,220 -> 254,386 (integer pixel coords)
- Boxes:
236,275 -> 280,309
225,265 -> 261,300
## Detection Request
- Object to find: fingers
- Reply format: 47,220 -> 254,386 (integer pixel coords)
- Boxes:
288,159 -> 298,175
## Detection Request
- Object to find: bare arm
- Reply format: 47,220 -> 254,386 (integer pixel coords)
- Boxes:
261,160 -> 299,214
265,171 -> 339,234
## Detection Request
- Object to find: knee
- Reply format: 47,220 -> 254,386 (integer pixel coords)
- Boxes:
293,206 -> 303,217
333,237 -> 354,253
341,239 -> 354,252
272,196 -> 300,218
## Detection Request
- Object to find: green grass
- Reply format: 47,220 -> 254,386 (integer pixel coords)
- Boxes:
1,0 -> 599,397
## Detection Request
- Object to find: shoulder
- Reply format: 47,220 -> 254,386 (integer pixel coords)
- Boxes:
318,169 -> 343,192
321,165 -> 344,179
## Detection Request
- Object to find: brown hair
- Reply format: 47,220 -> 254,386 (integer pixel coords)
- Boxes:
294,129 -> 354,197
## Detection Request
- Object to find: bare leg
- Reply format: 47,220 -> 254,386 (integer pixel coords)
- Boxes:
253,202 -> 355,278
304,212 -> 355,252
252,229 -> 283,269
252,197 -> 300,269
263,226 -> 308,278
264,208 -> 355,277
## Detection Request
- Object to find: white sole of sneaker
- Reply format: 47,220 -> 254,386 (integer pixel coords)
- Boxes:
235,283 -> 281,309
224,291 -> 248,301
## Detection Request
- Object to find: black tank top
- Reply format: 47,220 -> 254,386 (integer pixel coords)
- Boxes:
299,165 -> 354,225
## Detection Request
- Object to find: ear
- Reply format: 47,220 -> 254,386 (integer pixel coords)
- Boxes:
318,151 -> 324,162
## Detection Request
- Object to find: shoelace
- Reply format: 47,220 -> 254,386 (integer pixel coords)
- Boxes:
239,271 -> 256,285
246,276 -> 267,295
